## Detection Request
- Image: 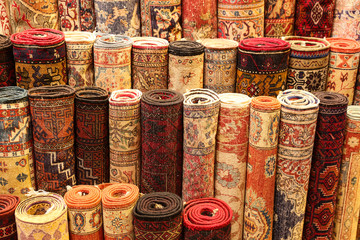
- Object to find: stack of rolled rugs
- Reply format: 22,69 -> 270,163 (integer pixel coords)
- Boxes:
0,34 -> 15,87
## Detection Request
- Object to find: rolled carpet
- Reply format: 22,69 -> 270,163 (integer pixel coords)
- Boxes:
0,1 -> 10,36
0,195 -> 20,239
59,0 -> 95,31
332,0 -> 360,41
11,28 -> 67,90
141,90 -> 183,195
183,198 -> 233,239
133,192 -> 183,239
236,38 -> 291,97
0,35 -> 15,87
265,0 -> 296,37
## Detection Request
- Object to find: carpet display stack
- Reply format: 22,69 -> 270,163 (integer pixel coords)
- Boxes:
265,0 -> 296,37
0,195 -> 20,239
332,0 -> 360,41
0,1 -> 10,36
59,0 -> 96,31
0,35 -> 15,87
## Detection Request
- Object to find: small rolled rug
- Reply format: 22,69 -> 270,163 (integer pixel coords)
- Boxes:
273,89 -> 320,240
236,38 -> 290,97
109,90 -> 142,185
326,38 -> 360,104
59,0 -> 95,31
214,93 -> 251,239
141,90 -> 183,195
133,192 -> 183,239
284,36 -> 330,92
94,35 -> 133,93
265,0 -> 296,37
64,185 -> 103,240
182,89 -> 220,202
132,37 -> 169,92
183,198 -> 232,239
11,28 -> 67,90
28,85 -> 76,195
0,1 -> 10,36
303,92 -> 348,240
75,87 -> 109,185
168,41 -> 204,94
0,195 -> 20,239
332,0 -> 360,41
65,32 -> 95,88
102,183 -> 139,240
244,96 -> 281,240
0,35 -> 15,87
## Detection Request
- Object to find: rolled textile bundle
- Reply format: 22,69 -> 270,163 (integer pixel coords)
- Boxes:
65,32 -> 96,88
75,87 -> 109,185
326,38 -> 360,104
64,185 -> 103,240
332,0 -> 360,41
201,39 -> 238,93
59,0 -> 95,31
284,36 -> 330,92
0,35 -> 15,87
236,38 -> 291,97
28,85 -> 76,195
11,28 -> 67,90
265,0 -> 296,37
182,89 -> 220,202
94,35 -> 132,93
273,89 -> 319,240
132,37 -> 169,92
102,183 -> 139,239
0,1 -> 11,36
244,96 -> 281,240
168,41 -> 205,94
214,93 -> 251,239
109,90 -> 142,185
183,198 -> 232,239
133,192 -> 183,239
0,195 -> 20,239
303,92 -> 348,240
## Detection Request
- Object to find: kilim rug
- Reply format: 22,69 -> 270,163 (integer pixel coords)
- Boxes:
0,87 -> 35,199
0,35 -> 15,87
0,1 -> 10,36
265,0 -> 296,37
94,35 -> 132,93
326,38 -> 360,104
244,96 -> 281,240
65,32 -> 95,88
214,93 -> 251,239
15,192 -> 69,239
332,0 -> 360,41
201,39 -> 238,93
218,0 -> 264,41
333,106 -> 360,240
236,38 -> 290,97
109,90 -> 142,185
140,90 -> 183,195
303,91 -> 348,240
183,198 -> 232,240
273,89 -> 320,240
64,185 -> 103,240
168,41 -> 204,94
11,28 -> 67,90
75,87 -> 109,185
284,36 -> 330,92
0,195 -> 20,240
182,89 -> 220,202
132,37 -> 169,92
134,192 -> 183,239
59,0 -> 95,31
102,183 -> 139,240
28,85 -> 76,196
140,0 -> 182,41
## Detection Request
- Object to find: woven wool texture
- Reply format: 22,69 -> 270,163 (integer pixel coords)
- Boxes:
59,0 -> 95,31
28,85 -> 76,196
65,32 -> 95,88
0,1 -> 10,36
303,92 -> 348,240
273,90 -> 319,240
0,87 -> 35,200
236,38 -> 290,97
244,96 -> 281,240
332,0 -> 360,41
218,0 -> 264,41
140,90 -> 183,195
132,37 -> 169,92
94,35 -> 132,93
182,89 -> 220,202
75,87 -> 109,185
0,35 -> 15,87
284,36 -> 330,92
214,93 -> 250,239
0,195 -> 20,240
109,90 -> 142,185
265,0 -> 296,37
134,192 -> 183,239
11,28 -> 67,90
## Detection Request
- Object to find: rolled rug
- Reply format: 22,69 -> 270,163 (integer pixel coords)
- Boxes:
0,1 -> 10,36
332,0 -> 360,41
59,0 -> 95,31
0,195 -> 20,239
133,192 -> 183,239
265,0 -> 296,37
132,37 -> 169,92
75,87 -> 109,185
236,38 -> 291,97
273,89 -> 320,240
183,198 -> 233,239
0,35 -> 15,87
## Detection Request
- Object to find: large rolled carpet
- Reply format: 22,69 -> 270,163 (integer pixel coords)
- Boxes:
0,195 -> 20,239
0,1 -> 10,36
332,0 -> 360,41
303,91 -> 348,239
265,0 -> 296,37
273,89 -> 319,240
0,35 -> 15,87
59,0 -> 95,31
